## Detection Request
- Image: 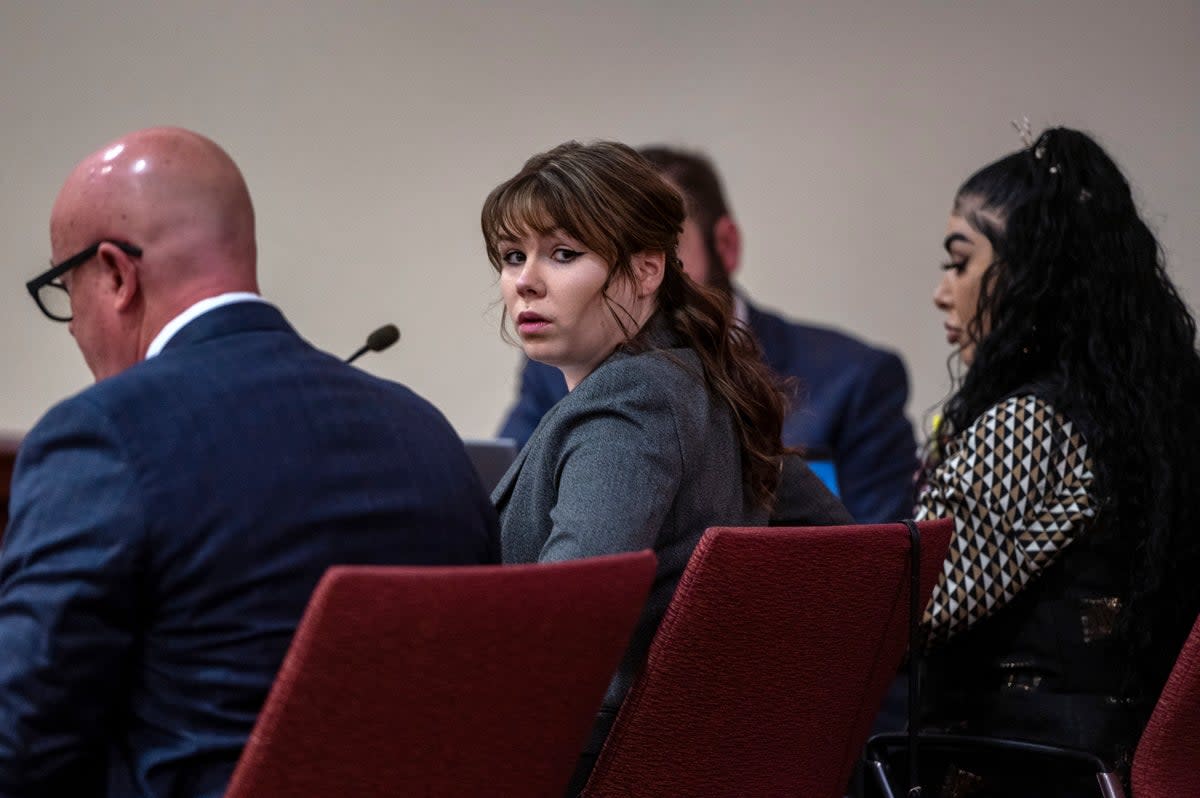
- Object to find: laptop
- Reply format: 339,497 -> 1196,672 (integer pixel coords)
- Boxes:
464,438 -> 519,493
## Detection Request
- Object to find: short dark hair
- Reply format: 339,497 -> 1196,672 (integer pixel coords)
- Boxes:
638,146 -> 730,231
638,146 -> 732,291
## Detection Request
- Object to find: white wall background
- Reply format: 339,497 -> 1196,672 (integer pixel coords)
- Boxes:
1,1 -> 1196,444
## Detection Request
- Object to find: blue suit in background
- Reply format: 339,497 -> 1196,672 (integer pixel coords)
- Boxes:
0,301 -> 499,798
500,299 -> 918,524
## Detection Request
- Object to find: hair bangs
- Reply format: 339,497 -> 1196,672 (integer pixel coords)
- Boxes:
481,177 -> 553,268
482,172 -> 610,271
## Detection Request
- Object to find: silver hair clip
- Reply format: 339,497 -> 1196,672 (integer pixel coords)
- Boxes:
1013,116 -> 1048,160
1011,116 -> 1035,149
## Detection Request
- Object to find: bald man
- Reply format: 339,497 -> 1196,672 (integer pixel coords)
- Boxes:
1,128 -> 499,797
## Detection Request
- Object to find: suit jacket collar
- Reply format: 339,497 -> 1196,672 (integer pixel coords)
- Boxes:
742,298 -> 788,375
161,301 -> 295,353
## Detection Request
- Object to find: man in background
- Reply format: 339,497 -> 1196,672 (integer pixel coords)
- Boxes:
0,127 -> 498,797
500,146 -> 917,523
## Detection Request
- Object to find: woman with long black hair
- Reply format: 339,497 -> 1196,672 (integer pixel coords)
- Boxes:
917,126 -> 1200,791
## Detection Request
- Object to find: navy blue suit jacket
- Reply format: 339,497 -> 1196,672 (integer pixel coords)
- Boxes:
499,299 -> 917,523
0,302 -> 499,798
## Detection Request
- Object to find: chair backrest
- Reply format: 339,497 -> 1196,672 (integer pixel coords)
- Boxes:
582,519 -> 954,798
225,551 -> 656,798
1132,612 -> 1200,797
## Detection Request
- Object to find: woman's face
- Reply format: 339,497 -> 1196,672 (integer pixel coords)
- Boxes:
498,228 -> 650,390
934,209 -> 995,366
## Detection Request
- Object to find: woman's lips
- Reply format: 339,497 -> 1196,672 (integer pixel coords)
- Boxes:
944,323 -> 961,344
517,311 -> 550,335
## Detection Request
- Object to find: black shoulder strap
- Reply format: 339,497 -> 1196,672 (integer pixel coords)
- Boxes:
902,519 -> 923,797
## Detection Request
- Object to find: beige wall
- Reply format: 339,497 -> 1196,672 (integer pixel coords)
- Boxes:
1,1 -> 1196,446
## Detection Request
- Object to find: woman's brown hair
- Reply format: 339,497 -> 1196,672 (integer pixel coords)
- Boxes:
481,140 -> 788,509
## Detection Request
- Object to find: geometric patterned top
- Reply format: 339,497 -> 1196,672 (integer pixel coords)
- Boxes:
916,394 -> 1097,644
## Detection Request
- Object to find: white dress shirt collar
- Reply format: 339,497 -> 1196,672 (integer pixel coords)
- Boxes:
145,292 -> 268,360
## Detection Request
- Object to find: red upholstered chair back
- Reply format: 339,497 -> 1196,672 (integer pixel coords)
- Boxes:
1132,612 -> 1200,797
582,520 -> 954,798
225,551 -> 656,798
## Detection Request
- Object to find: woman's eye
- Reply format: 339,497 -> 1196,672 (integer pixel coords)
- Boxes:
502,250 -> 526,266
553,248 -> 583,263
941,260 -> 966,274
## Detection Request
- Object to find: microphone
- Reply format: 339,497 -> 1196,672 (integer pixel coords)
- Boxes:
346,324 -> 400,364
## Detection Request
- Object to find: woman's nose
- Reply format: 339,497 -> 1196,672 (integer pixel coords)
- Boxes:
515,260 -> 543,297
933,273 -> 952,311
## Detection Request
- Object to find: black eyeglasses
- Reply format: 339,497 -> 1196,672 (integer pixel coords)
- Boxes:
26,240 -> 142,322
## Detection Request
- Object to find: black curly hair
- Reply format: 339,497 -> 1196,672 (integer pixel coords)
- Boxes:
938,127 -> 1200,710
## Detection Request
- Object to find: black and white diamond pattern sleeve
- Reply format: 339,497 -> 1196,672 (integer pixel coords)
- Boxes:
916,394 -> 1096,644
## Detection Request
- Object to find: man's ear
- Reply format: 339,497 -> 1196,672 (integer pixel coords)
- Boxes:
713,215 -> 741,276
97,241 -> 140,313
631,250 -> 666,298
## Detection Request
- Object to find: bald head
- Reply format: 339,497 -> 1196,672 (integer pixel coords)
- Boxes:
52,126 -> 258,288
49,127 -> 260,378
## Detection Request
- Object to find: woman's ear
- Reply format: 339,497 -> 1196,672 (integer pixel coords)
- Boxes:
630,250 -> 666,298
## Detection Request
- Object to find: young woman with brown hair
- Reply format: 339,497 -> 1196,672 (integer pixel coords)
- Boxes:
482,140 -> 848,788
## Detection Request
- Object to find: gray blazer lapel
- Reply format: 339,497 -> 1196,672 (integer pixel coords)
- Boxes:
492,394 -> 572,508
491,440 -> 531,508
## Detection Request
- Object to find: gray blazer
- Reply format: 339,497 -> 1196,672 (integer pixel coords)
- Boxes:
493,328 -> 763,711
